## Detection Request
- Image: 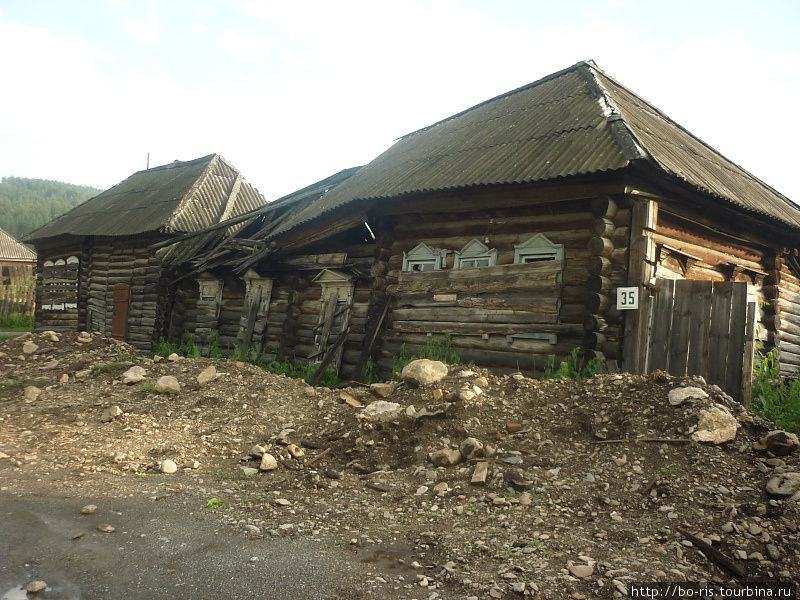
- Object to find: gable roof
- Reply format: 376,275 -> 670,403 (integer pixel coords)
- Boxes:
267,61 -> 800,236
0,227 -> 35,262
24,154 -> 267,242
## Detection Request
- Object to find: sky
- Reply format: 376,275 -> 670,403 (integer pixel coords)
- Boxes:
1,0 -> 800,205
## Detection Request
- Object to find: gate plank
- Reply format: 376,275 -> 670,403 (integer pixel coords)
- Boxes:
668,279 -> 693,377
686,280 -> 713,380
707,282 -> 733,388
648,279 -> 675,372
724,282 -> 748,396
741,301 -> 757,408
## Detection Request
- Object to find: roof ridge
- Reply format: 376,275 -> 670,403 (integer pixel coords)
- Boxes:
164,154 -> 221,233
131,153 -> 217,176
398,61 -> 594,141
590,66 -> 799,211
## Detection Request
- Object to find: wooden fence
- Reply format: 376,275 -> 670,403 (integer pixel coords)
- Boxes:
646,279 -> 757,403
0,279 -> 35,323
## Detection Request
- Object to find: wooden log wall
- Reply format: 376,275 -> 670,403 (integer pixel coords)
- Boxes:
376,198 -> 596,375
34,246 -> 82,332
584,195 -> 630,363
84,238 -> 165,350
216,278 -> 245,353
769,255 -> 800,378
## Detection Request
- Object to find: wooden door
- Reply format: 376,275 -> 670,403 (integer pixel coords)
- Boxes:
111,284 -> 130,341
645,279 -> 755,400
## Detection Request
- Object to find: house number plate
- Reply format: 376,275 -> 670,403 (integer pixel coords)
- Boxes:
616,287 -> 639,310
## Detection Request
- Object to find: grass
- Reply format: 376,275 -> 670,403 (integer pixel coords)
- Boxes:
541,347 -> 605,380
0,376 -> 24,398
751,348 -> 800,435
141,383 -> 156,393
0,313 -> 33,331
205,498 -> 227,510
392,334 -> 462,380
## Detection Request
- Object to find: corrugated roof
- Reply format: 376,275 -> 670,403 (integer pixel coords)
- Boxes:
0,227 -> 35,262
268,61 -> 800,237
24,154 -> 267,242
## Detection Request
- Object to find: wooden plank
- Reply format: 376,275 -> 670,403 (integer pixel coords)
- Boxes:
741,301 -> 757,408
668,279 -> 693,377
724,282 -> 748,396
397,261 -> 562,294
707,282 -> 733,388
647,279 -> 674,372
391,307 -> 558,324
686,280 -> 713,380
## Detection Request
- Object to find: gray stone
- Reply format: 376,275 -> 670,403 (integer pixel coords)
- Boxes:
369,382 -> 397,398
249,444 -> 266,458
259,453 -> 278,471
568,563 -> 594,578
26,581 -> 47,594
101,405 -> 123,423
155,376 -> 181,394
766,543 -> 781,561
754,430 -> 800,457
357,400 -> 403,423
241,467 -> 259,477
22,341 -> 39,354
197,365 -> 217,386
160,459 -> 178,474
457,388 -> 477,402
459,437 -> 485,460
668,386 -> 708,406
23,386 -> 42,402
428,448 -> 462,467
691,404 -> 738,444
80,504 -> 97,515
765,472 -> 800,498
401,359 -> 448,387
121,365 -> 147,385
167,353 -> 180,362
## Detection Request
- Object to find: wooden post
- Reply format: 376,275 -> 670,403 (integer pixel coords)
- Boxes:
741,301 -> 757,408
622,199 -> 657,374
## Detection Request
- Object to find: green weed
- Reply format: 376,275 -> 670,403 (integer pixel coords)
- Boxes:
392,335 -> 461,379
205,498 -> 227,510
0,313 -> 33,330
208,332 -> 224,359
542,347 -> 605,380
751,349 -> 800,434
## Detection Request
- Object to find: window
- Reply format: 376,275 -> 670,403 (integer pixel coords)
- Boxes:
514,234 -> 564,264
402,242 -> 445,272
455,239 -> 497,269
41,255 -> 79,311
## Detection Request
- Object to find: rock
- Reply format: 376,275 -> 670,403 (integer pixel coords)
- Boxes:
369,382 -> 397,398
459,437 -> 485,460
249,444 -> 266,458
23,386 -> 41,402
401,359 -> 448,387
415,485 -> 429,495
59,373 -> 70,384
456,369 -> 475,378
245,524 -> 261,535
506,468 -> 534,490
456,388 -> 477,402
357,401 -> 403,423
155,376 -> 181,394
182,460 -> 200,469
77,332 -> 92,343
754,430 -> 800,457
259,453 -> 278,471
433,482 -> 449,495
428,448 -> 462,467
160,459 -> 178,474
765,472 -> 800,498
241,467 -> 259,476
766,543 -> 781,561
100,405 -> 123,423
275,498 -> 291,506
339,391 -> 363,407
196,365 -> 217,386
287,444 -> 305,459
80,504 -> 97,515
668,386 -> 708,406
568,563 -> 594,578
432,388 -> 444,401
471,461 -> 489,485
97,523 -> 116,533
511,582 -> 526,594
167,353 -> 180,362
121,365 -> 147,385
26,581 -> 47,594
506,422 -> 523,433
45,331 -> 60,342
22,341 -> 39,354
691,404 -> 738,444
153,355 -> 164,363
473,376 -> 489,388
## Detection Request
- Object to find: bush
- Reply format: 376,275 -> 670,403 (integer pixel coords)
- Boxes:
542,347 -> 605,380
0,313 -> 33,330
751,349 -> 800,435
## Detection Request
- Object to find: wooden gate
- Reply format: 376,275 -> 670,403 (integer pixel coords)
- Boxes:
111,284 -> 130,341
646,279 -> 757,402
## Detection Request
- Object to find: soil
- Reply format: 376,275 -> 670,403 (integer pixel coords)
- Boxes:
1,331 -> 799,599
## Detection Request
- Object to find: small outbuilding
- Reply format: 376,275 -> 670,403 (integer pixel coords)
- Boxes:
0,227 -> 36,284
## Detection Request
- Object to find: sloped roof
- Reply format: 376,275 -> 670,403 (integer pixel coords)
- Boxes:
269,61 -> 800,237
25,154 -> 267,242
0,227 -> 35,262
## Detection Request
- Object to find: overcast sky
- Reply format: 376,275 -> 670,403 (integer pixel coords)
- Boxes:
1,0 -> 799,205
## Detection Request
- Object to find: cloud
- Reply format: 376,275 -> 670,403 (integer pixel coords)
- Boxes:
190,21 -> 210,35
217,30 -> 276,62
122,7 -> 159,45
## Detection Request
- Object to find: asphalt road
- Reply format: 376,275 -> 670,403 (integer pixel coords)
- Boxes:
0,492 -> 364,600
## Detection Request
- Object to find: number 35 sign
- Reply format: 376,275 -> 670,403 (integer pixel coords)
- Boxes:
616,287 -> 639,310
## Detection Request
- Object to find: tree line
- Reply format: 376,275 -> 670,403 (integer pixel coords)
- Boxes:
0,177 -> 101,238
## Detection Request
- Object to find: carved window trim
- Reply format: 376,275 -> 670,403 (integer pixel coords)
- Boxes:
514,234 -> 564,264
455,239 -> 497,269
402,242 -> 446,272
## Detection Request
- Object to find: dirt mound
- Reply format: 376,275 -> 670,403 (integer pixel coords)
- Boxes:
1,333 -> 798,599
